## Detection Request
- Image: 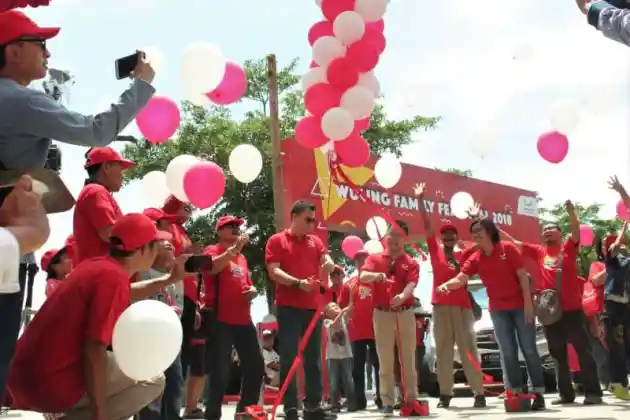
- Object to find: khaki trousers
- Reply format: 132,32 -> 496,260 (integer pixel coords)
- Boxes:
64,352 -> 165,420
373,309 -> 417,406
433,305 -> 484,396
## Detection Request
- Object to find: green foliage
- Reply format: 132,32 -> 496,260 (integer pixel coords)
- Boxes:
538,202 -> 622,277
122,57 -> 439,309
435,167 -> 473,177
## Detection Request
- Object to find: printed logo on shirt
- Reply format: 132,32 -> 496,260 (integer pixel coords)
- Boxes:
307,238 -> 316,248
358,285 -> 372,299
543,255 -> 558,270
230,263 -> 245,278
499,253 -> 506,260
401,264 -> 408,271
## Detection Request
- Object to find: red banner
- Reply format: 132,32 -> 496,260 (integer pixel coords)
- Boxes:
280,138 -> 541,244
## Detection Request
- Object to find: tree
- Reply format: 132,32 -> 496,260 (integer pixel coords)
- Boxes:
538,202 -> 622,277
122,57 -> 439,311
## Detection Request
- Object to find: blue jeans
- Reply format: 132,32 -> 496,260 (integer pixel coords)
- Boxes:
139,354 -> 184,420
490,309 -> 545,393
277,305 -> 323,412
328,358 -> 356,409
592,337 -> 610,385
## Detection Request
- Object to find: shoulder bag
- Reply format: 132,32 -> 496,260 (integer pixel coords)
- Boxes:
533,253 -> 563,326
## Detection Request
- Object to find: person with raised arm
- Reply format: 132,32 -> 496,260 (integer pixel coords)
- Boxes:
499,198 -> 602,405
576,0 -> 630,47
413,183 -> 485,408
437,215 -> 547,410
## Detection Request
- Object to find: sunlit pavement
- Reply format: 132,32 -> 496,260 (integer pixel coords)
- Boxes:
6,394 -> 630,420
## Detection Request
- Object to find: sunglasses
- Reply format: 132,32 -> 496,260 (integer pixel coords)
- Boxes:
13,38 -> 47,51
221,223 -> 241,231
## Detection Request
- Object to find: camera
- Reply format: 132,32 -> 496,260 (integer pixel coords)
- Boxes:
45,144 -> 62,173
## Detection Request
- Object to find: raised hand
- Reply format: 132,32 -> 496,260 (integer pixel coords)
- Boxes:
413,182 -> 426,198
466,202 -> 482,219
608,175 -> 625,194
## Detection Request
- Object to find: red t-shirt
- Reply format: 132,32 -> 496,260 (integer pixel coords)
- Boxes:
346,277 -> 375,341
325,283 -> 342,304
361,252 -> 419,308
427,235 -> 473,308
584,262 -> 605,317
521,239 -> 582,311
265,230 -> 326,310
461,241 -> 525,311
203,244 -> 253,325
73,184 -> 123,264
7,257 -> 130,413
170,223 -> 198,302
338,281 -> 351,308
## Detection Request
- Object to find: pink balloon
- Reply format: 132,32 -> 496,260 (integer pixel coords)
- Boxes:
346,39 -> 380,72
617,200 -> 630,221
136,96 -> 180,144
367,20 -> 385,32
309,61 -> 318,68
362,28 -> 386,54
295,116 -> 329,149
206,62 -> 248,106
356,118 -> 370,132
308,21 -> 334,46
183,161 -> 226,209
537,131 -> 569,163
327,58 -> 360,90
304,83 -> 343,116
579,224 -> 595,247
334,135 -> 370,167
341,235 -> 364,259
321,0 -> 355,22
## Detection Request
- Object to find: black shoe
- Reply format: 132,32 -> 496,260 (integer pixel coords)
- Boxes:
551,397 -> 575,405
437,395 -> 452,408
393,401 -> 402,410
583,394 -> 603,405
473,395 -> 486,408
374,398 -> 383,409
284,409 -> 299,420
531,393 -> 546,411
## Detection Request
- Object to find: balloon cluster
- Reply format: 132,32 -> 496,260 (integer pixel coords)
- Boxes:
537,100 -> 580,164
296,0 -> 388,168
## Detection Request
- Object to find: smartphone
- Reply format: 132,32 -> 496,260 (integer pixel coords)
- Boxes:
184,255 -> 213,273
115,51 -> 145,80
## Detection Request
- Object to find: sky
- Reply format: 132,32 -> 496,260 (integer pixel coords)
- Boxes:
22,0 -> 630,320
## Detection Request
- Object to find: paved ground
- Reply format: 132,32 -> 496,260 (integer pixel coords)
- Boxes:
4,394 -> 630,420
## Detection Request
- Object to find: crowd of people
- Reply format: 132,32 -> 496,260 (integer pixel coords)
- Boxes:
2,4 -> 630,420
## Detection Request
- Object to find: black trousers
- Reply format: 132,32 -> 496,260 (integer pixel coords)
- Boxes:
352,339 -> 380,407
543,310 -> 602,399
602,300 -> 630,385
204,322 -> 264,420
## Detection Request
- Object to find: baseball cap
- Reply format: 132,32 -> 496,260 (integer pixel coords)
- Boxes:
143,208 -> 176,223
40,248 -> 64,271
84,147 -> 135,169
440,223 -> 458,234
110,213 -> 172,252
216,215 -> 244,230
163,194 -> 187,215
0,11 -> 59,45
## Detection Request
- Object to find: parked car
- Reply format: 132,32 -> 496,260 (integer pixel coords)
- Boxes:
415,261 -> 556,395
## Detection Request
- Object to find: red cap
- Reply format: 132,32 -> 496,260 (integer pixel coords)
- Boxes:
85,147 -> 135,169
354,249 -> 369,258
143,208 -> 176,223
163,194 -> 186,214
0,11 -> 59,45
110,213 -> 172,252
439,223 -> 458,234
40,248 -> 62,271
216,215 -> 244,230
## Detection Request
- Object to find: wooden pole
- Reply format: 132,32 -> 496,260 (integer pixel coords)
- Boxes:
267,54 -> 285,232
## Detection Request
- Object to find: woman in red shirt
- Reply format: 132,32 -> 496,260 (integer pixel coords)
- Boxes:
41,247 -> 73,299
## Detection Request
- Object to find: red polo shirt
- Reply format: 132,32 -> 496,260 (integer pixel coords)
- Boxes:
584,262 -> 605,317
346,277 -> 375,341
7,257 -> 130,413
73,183 -> 123,264
265,230 -> 327,310
338,280 -> 351,308
521,239 -> 581,311
427,235 -> 473,308
461,241 -> 525,311
202,244 -> 253,325
361,251 -> 419,309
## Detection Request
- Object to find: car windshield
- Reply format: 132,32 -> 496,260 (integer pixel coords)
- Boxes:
470,287 -> 489,309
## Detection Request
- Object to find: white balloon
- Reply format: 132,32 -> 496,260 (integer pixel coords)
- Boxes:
321,107 -> 354,141
364,239 -> 384,254
470,127 -> 496,158
181,42 -> 226,95
312,36 -> 345,67
166,155 -> 199,202
374,156 -> 402,189
341,86 -> 376,120
228,144 -> 263,184
354,0 -> 388,22
450,191 -> 474,220
301,67 -> 327,91
113,300 -> 182,381
549,100 -> 581,135
357,71 -> 381,97
140,171 -> 171,207
366,216 -> 389,240
141,46 -> 165,73
333,11 -> 366,45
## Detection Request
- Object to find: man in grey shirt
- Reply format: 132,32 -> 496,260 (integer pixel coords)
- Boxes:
0,10 -> 156,400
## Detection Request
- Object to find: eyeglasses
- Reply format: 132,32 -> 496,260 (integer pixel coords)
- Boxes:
13,38 -> 47,51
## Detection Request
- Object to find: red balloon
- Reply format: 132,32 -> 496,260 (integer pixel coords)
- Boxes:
334,135 -> 370,167
321,0 -> 355,22
367,20 -> 385,32
327,58 -> 359,90
304,83 -> 342,116
363,28 -> 386,54
356,118 -> 370,132
346,40 -> 380,72
308,21 -> 334,46
295,116 -> 329,149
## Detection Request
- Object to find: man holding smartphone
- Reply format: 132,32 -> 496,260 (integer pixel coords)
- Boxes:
0,10 -> 155,402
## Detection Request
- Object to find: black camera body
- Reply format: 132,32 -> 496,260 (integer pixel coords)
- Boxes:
45,144 -> 62,173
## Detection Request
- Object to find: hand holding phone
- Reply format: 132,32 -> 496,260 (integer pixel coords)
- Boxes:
115,51 -> 154,84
